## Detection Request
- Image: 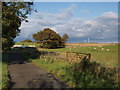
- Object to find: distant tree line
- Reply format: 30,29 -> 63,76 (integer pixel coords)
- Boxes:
21,39 -> 32,42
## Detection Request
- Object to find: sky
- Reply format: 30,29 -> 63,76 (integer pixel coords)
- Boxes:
14,2 -> 118,43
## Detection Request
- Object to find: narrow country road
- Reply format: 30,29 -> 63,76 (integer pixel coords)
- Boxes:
8,53 -> 68,89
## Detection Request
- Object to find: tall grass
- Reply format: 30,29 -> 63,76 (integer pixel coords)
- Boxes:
1,62 -> 9,89
1,53 -> 9,89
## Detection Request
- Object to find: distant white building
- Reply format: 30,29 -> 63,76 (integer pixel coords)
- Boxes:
13,45 -> 35,48
13,45 -> 23,48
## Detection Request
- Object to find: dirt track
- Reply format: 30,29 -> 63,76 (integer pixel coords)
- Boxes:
8,53 -> 67,89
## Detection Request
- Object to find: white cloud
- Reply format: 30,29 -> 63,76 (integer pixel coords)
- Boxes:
99,11 -> 117,18
80,9 -> 89,15
15,5 -> 118,43
86,12 -> 118,39
35,4 -> 76,20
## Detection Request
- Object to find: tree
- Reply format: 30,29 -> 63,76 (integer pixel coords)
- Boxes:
2,2 -> 33,50
63,34 -> 69,43
32,28 -> 65,49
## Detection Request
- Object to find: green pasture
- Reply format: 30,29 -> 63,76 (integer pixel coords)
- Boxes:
15,42 -> 118,67
15,42 -> 120,67
38,44 -> 119,68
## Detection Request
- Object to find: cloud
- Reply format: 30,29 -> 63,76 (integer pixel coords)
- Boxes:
15,5 -> 118,43
36,4 -> 76,20
85,12 -> 118,40
80,9 -> 89,15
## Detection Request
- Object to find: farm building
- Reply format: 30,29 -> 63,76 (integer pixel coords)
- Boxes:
12,45 -> 35,48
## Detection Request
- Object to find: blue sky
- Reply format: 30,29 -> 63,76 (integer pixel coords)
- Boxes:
31,2 -> 118,20
15,2 -> 118,43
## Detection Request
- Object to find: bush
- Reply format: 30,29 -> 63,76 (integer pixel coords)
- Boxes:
64,57 -> 118,88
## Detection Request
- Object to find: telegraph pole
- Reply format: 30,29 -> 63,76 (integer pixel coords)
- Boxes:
88,38 -> 89,43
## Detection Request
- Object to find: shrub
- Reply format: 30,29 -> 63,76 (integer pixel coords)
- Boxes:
64,57 -> 118,88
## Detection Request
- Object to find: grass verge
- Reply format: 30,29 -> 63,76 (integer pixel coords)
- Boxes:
32,57 -> 72,87
1,53 -> 9,89
32,58 -> 70,79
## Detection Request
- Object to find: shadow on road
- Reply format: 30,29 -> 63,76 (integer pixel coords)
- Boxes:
2,47 -> 68,89
3,47 -> 57,64
27,73 -> 67,89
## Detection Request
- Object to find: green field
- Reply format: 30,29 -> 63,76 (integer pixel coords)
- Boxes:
38,44 -> 118,68
15,42 -> 119,67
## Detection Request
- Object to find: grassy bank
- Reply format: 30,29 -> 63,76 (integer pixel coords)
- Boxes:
1,62 -> 9,89
1,53 -> 10,89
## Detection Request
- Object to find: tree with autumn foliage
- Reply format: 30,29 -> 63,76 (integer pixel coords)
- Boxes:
32,28 -> 66,49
